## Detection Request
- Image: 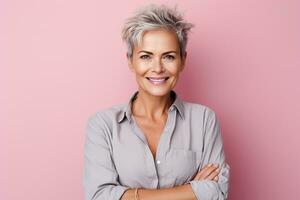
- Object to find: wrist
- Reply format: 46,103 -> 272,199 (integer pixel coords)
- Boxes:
121,188 -> 136,200
134,188 -> 140,200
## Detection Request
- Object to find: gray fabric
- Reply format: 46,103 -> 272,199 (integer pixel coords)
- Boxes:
83,90 -> 230,200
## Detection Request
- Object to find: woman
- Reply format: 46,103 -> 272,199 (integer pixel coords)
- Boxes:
83,4 -> 230,200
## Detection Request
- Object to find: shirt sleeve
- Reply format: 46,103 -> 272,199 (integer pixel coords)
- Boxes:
187,108 -> 230,200
83,113 -> 130,200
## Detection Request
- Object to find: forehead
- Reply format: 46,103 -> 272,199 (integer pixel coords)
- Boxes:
135,29 -> 179,52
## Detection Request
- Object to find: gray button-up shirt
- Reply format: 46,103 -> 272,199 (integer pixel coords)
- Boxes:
83,90 -> 230,200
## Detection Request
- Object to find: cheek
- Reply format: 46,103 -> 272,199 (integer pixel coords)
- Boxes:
134,70 -> 147,82
166,65 -> 182,76
133,61 -> 149,73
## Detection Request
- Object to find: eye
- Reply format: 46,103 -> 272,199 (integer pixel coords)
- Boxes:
140,55 -> 151,60
164,55 -> 175,60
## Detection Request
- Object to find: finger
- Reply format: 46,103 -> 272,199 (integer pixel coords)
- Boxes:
194,163 -> 215,179
206,168 -> 220,180
194,163 -> 219,180
197,165 -> 219,180
213,175 -> 219,182
201,165 -> 219,179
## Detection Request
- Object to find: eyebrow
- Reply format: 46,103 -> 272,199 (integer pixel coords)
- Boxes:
138,50 -> 177,55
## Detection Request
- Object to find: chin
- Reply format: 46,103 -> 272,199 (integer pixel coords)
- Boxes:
143,87 -> 173,97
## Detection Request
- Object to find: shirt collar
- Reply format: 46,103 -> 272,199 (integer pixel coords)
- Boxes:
117,90 -> 185,123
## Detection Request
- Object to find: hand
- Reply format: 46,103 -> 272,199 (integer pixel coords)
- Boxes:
192,163 -> 220,182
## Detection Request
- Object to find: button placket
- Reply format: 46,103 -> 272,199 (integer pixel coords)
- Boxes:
154,110 -> 173,166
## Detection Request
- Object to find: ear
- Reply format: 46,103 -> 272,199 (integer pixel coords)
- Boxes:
180,51 -> 187,71
126,53 -> 134,72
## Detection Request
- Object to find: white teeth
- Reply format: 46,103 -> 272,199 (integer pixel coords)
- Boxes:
149,78 -> 165,81
147,77 -> 168,85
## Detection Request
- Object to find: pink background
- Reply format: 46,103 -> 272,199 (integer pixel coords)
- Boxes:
2,0 -> 300,199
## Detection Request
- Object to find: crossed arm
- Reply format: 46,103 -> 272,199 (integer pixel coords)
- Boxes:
83,110 -> 230,200
120,164 -> 221,200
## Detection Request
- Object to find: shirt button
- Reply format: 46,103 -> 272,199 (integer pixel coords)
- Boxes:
156,160 -> 161,164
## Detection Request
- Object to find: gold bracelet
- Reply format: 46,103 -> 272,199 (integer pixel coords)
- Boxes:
134,188 -> 139,200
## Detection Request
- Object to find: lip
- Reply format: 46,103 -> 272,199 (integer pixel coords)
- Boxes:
146,77 -> 169,85
146,77 -> 169,80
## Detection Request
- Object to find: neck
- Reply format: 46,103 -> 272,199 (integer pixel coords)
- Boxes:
132,90 -> 173,121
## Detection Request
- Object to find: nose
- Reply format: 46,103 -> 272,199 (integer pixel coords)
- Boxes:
151,58 -> 165,73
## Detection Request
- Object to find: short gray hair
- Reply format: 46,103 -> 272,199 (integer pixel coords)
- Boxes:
121,4 -> 195,59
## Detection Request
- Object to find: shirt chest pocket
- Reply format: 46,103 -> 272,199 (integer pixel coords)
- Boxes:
165,149 -> 198,185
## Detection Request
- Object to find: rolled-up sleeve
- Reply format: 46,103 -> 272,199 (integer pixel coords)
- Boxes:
83,113 -> 130,200
187,109 -> 230,200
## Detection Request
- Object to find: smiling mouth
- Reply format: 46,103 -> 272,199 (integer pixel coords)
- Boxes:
146,77 -> 169,85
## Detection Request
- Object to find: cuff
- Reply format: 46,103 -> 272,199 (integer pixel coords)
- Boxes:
187,180 -> 225,200
114,185 -> 131,200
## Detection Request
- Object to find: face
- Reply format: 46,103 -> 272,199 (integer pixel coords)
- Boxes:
127,29 -> 186,97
